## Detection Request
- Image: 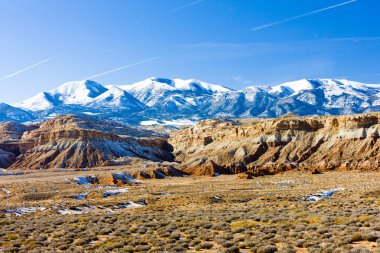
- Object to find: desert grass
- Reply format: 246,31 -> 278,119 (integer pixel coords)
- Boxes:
0,169 -> 379,252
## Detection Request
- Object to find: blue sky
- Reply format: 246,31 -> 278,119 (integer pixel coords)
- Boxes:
0,0 -> 379,103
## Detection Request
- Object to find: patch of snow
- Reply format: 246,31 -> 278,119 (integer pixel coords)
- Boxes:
140,120 -> 160,126
6,207 -> 46,216
1,188 -> 11,195
73,192 -> 89,200
74,176 -> 95,185
113,172 -> 140,184
115,200 -> 147,209
103,188 -> 128,197
140,119 -> 196,126
162,119 -> 196,126
58,209 -> 84,215
83,112 -> 100,115
304,188 -> 344,202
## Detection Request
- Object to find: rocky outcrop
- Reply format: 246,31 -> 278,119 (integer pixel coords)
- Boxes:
0,122 -> 37,168
132,166 -> 187,179
169,113 -> 380,175
6,114 -> 173,169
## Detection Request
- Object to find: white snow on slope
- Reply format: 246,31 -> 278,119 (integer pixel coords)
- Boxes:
15,80 -> 107,111
117,77 -> 231,106
270,79 -> 315,96
87,86 -> 146,109
10,77 -> 380,123
140,119 -> 196,126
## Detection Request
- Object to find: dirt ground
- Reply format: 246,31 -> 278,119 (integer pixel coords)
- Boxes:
0,168 -> 379,252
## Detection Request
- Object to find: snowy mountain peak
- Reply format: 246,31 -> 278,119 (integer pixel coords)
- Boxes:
119,77 -> 231,94
148,77 -> 175,86
116,77 -> 233,107
9,77 -> 380,125
173,78 -> 232,93
270,79 -> 317,97
15,80 -> 108,111
52,80 -> 107,100
119,77 -> 175,93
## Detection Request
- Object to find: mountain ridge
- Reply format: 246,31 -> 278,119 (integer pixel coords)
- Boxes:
3,77 -> 380,125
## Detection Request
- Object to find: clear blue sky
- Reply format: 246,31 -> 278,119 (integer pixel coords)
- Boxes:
0,0 -> 379,103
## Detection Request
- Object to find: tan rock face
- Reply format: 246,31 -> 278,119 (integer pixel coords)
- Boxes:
6,115 -> 173,169
0,122 -> 37,168
169,113 -> 380,175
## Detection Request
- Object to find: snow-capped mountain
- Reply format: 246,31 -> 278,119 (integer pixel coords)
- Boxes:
86,86 -> 147,110
15,80 -> 108,111
117,77 -> 231,107
5,77 -> 380,124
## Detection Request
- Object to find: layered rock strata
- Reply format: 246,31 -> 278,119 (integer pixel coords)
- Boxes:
169,114 -> 380,175
6,114 -> 173,169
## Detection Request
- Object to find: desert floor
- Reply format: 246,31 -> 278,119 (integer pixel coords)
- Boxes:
0,169 -> 379,253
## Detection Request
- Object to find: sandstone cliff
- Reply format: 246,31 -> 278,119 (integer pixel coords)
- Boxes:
6,114 -> 173,169
0,122 -> 37,168
169,113 -> 380,175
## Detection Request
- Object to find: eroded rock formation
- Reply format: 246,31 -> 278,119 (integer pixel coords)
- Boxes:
169,113 -> 380,175
5,114 -> 173,169
0,122 -> 37,168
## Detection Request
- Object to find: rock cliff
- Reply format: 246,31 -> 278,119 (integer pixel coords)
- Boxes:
169,113 -> 380,175
0,122 -> 37,168
6,114 -> 173,169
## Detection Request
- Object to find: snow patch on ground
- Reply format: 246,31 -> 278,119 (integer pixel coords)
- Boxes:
113,172 -> 140,183
140,120 -> 160,126
73,192 -> 89,200
58,201 -> 147,215
74,176 -> 96,185
103,188 -> 128,197
304,188 -> 344,202
140,119 -> 196,126
6,207 -> 46,216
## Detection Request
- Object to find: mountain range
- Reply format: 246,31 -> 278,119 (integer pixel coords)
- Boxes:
1,77 -> 380,125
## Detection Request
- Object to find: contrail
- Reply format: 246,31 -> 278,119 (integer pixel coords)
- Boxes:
85,56 -> 162,79
185,38 -> 222,49
169,0 -> 205,13
3,54 -> 62,79
250,0 -> 357,32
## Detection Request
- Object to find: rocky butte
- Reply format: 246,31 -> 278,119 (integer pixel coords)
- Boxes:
0,114 -> 173,169
169,112 -> 380,176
